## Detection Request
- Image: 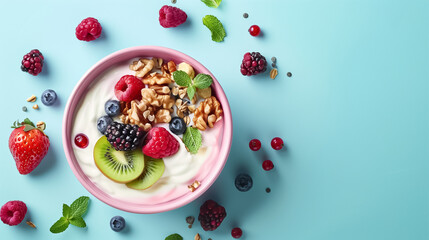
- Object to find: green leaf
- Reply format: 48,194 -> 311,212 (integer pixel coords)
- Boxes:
50,217 -> 70,234
173,70 -> 192,87
201,0 -> 222,8
183,127 -> 202,154
70,196 -> 90,218
69,216 -> 87,228
11,118 -> 35,130
193,74 -> 213,89
187,85 -> 196,100
202,15 -> 226,42
62,204 -> 71,219
165,233 -> 183,240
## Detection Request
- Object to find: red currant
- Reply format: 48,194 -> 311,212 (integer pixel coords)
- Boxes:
248,25 -> 261,36
74,133 -> 89,148
231,227 -> 243,238
249,139 -> 261,151
262,160 -> 274,171
271,137 -> 284,150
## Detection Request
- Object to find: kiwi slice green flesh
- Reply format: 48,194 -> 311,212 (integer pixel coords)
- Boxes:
94,136 -> 145,183
126,156 -> 165,190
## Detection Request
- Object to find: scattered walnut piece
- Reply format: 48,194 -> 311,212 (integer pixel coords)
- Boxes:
27,95 -> 36,102
188,180 -> 201,192
193,96 -> 223,131
183,116 -> 191,125
36,121 -> 46,130
194,233 -> 202,240
32,104 -> 39,110
270,68 -> 278,79
149,85 -> 170,95
26,220 -> 36,228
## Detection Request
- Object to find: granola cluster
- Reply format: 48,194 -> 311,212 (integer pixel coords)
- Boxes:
120,57 -> 223,132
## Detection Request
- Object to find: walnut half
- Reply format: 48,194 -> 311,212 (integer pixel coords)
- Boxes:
193,96 -> 223,131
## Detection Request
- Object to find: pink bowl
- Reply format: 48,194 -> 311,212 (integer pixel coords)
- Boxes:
62,46 -> 232,213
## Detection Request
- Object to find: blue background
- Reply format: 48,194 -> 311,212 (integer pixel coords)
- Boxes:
1,0 -> 428,239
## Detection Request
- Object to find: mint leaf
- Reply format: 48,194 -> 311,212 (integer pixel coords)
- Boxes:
165,233 -> 183,240
50,217 -> 69,234
183,127 -> 202,154
69,216 -> 86,228
201,0 -> 222,8
193,74 -> 213,89
70,196 -> 90,218
187,85 -> 196,100
173,70 -> 192,87
202,15 -> 226,42
62,204 -> 71,219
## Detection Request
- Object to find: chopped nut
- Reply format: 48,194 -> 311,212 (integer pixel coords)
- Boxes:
26,220 -> 36,228
129,60 -> 144,71
188,180 -> 201,192
167,61 -> 177,74
149,85 -> 170,95
193,96 -> 223,131
197,87 -> 212,99
142,72 -> 172,85
188,105 -> 196,113
183,116 -> 191,125
135,59 -> 155,78
32,104 -> 39,110
36,121 -> 46,130
27,95 -> 36,102
195,233 -> 202,240
270,68 -> 278,79
152,57 -> 164,68
177,62 -> 195,79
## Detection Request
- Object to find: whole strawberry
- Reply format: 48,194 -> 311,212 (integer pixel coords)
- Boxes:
9,119 -> 50,175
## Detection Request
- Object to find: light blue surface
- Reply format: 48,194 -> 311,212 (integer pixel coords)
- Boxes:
1,0 -> 428,239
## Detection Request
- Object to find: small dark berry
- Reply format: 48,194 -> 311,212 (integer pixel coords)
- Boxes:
235,173 -> 253,192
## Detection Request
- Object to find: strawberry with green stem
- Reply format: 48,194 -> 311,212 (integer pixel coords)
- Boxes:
9,118 -> 50,174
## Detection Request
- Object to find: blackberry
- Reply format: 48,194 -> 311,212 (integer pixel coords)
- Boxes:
104,122 -> 145,151
198,200 -> 227,231
240,52 -> 267,76
21,49 -> 44,76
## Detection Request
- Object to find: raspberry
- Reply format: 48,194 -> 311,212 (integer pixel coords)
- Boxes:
0,201 -> 27,226
114,75 -> 145,102
231,227 -> 243,238
105,122 -> 145,151
240,52 -> 267,76
142,127 -> 179,159
75,17 -> 102,42
21,49 -> 44,76
159,5 -> 187,28
198,200 -> 227,231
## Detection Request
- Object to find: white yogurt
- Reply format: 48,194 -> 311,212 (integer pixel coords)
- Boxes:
71,60 -> 223,204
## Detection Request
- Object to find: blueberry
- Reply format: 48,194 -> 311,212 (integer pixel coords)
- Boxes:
105,100 -> 121,116
41,89 -> 57,106
97,116 -> 113,134
235,173 -> 253,192
110,216 -> 126,232
169,117 -> 186,135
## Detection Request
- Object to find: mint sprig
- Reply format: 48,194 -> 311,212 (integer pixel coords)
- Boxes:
50,196 -> 90,234
173,71 -> 214,100
183,127 -> 202,154
202,15 -> 226,42
201,0 -> 222,8
165,233 -> 183,240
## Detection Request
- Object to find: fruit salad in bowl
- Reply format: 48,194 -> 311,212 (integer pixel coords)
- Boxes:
63,46 -> 232,213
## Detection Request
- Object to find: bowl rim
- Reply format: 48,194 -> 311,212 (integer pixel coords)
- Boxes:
62,46 -> 232,214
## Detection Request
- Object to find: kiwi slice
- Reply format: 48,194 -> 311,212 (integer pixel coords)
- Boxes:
126,156 -> 165,190
94,136 -> 145,183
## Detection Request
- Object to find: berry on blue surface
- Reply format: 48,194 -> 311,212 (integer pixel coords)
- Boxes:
41,89 -> 57,106
97,116 -> 113,134
110,216 -> 126,232
169,117 -> 186,135
235,173 -> 253,192
104,100 -> 121,116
